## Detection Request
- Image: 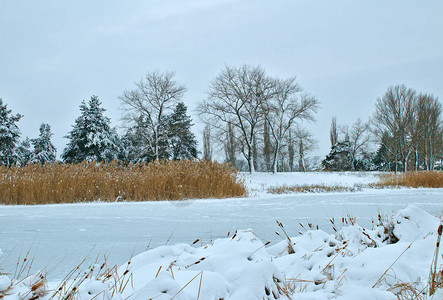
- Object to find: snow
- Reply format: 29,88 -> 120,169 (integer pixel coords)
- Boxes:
0,172 -> 442,299
1,206 -> 442,299
0,275 -> 11,292
240,171 -> 383,196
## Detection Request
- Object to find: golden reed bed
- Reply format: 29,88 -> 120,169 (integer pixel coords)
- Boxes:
0,160 -> 246,205
378,171 -> 443,188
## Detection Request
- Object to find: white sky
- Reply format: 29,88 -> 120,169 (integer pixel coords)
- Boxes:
1,0 -> 442,159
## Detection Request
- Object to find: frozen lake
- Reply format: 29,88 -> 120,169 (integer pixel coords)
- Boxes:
1,188 -> 442,280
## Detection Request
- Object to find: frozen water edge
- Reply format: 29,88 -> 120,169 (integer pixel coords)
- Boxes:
239,171 -> 384,196
1,203 -> 442,299
0,187 -> 442,282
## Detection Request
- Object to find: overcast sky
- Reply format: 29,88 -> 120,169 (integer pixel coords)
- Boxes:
1,0 -> 442,160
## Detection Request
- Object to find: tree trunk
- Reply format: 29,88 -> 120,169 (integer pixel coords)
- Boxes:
248,153 -> 255,173
154,130 -> 159,161
298,139 -> 305,172
415,148 -> 419,171
247,137 -> 255,173
253,133 -> 258,172
272,141 -> 280,174
288,131 -> 294,172
263,122 -> 272,172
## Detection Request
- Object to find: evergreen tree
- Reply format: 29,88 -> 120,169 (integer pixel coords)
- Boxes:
117,132 -> 137,164
120,114 -> 170,163
16,137 -> 32,166
373,143 -> 388,170
322,141 -> 353,171
0,99 -> 22,166
31,123 -> 56,164
373,133 -> 395,171
165,102 -> 198,160
62,96 -> 119,163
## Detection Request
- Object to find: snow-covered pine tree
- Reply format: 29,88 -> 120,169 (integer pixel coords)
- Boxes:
166,102 -> 198,160
31,123 -> 56,164
117,132 -> 136,164
16,137 -> 32,166
322,141 -> 353,171
121,114 -> 170,163
62,96 -> 119,163
0,99 -> 22,166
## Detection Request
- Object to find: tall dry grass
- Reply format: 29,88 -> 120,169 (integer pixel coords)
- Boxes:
0,160 -> 246,205
267,184 -> 363,194
377,171 -> 443,188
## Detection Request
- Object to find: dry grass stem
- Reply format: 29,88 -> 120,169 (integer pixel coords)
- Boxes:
429,223 -> 443,296
372,242 -> 413,288
276,220 -> 295,254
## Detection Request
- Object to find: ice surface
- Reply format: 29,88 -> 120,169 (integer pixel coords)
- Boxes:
1,206 -> 442,299
240,171 -> 383,196
1,188 -> 442,282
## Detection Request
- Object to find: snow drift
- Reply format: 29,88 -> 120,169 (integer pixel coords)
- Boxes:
1,205 -> 442,299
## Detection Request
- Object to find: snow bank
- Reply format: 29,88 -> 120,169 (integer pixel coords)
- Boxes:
1,205 -> 441,299
241,171 -> 382,196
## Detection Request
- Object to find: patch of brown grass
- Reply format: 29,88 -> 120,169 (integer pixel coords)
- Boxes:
0,160 -> 246,205
0,253 -> 134,299
387,281 -> 427,300
377,171 -> 443,188
267,184 -> 362,194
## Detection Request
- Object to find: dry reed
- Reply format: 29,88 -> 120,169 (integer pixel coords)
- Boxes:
429,223 -> 443,296
377,171 -> 443,188
267,184 -> 363,194
0,160 -> 246,205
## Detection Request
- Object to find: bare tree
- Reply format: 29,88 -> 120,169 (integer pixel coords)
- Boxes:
263,78 -> 319,173
294,126 -> 317,172
203,125 -> 212,161
330,117 -> 338,147
263,121 -> 272,171
120,71 -> 186,161
342,118 -> 371,170
198,65 -> 275,173
287,129 -> 295,171
413,93 -> 442,170
373,85 -> 416,172
224,121 -> 237,166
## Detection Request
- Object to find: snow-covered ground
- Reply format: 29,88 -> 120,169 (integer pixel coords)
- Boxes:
240,171 -> 383,196
1,172 -> 442,299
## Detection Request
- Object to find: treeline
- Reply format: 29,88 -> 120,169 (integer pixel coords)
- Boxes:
1,66 -> 442,173
0,71 -> 198,166
198,66 -> 442,173
198,65 -> 319,173
323,85 -> 443,172
0,100 -> 56,166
